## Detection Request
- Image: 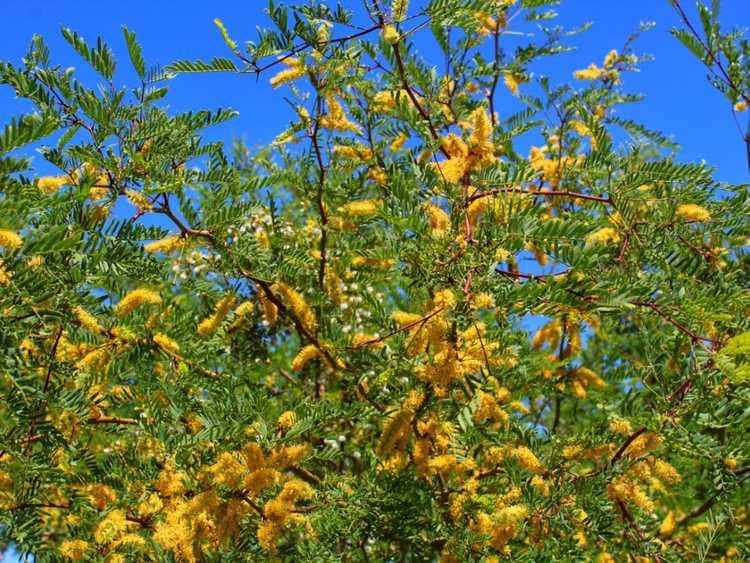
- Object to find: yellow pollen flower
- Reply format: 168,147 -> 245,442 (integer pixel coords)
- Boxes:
585,227 -> 620,246
338,199 -> 382,217
0,229 -> 22,250
125,189 -> 153,211
153,332 -> 180,354
274,281 -> 316,333
292,344 -> 322,371
60,539 -> 89,560
144,236 -> 185,254
269,57 -> 306,88
37,175 -> 68,193
197,293 -> 236,336
381,24 -> 400,44
574,63 -> 606,81
675,203 -> 710,222
114,288 -> 162,318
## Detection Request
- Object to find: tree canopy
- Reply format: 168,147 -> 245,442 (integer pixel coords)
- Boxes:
0,0 -> 749,561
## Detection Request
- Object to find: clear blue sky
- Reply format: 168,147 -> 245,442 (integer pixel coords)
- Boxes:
0,0 -> 748,184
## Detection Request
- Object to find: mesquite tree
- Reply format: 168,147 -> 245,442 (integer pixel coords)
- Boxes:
1,0 -> 749,561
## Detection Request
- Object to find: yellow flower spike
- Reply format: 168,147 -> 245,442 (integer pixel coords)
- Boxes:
125,189 -> 153,211
659,510 -> 676,537
114,288 -> 162,318
603,49 -> 619,68
574,63 -> 606,81
60,539 -> 89,560
277,410 -> 296,429
269,57 -> 306,88
0,229 -> 22,250
274,281 -> 316,333
291,344 -> 322,371
391,0 -> 409,21
675,203 -> 711,223
510,446 -> 545,474
389,131 -> 408,152
585,227 -> 620,246
37,175 -> 68,193
504,72 -> 522,96
153,332 -> 180,354
381,24 -> 400,44
197,293 -> 236,336
424,203 -> 450,238
94,509 -> 130,544
144,236 -> 185,254
338,199 -> 382,217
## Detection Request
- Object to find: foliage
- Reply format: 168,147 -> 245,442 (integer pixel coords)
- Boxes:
670,0 -> 750,171
0,0 -> 749,561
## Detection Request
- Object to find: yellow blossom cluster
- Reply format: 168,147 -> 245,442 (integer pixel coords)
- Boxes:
319,94 -> 361,134
269,57 -> 306,88
586,226 -> 620,246
372,89 -> 420,112
675,203 -> 711,223
274,281 -> 316,333
114,288 -> 162,318
125,189 -> 153,211
0,229 -> 23,250
150,443 -> 314,559
434,107 -> 496,183
337,199 -> 382,217
73,306 -> 104,334
197,293 -> 235,336
423,202 -> 451,238
473,502 -> 529,552
153,332 -> 180,354
37,175 -> 69,193
332,143 -> 373,161
144,236 -> 185,254
574,49 -> 620,82
567,367 -> 606,399
392,292 -> 507,390
529,145 -> 583,187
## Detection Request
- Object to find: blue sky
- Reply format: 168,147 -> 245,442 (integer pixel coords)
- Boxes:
0,2 -> 747,559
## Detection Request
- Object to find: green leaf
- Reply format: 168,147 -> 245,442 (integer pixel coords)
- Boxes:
0,112 -> 61,155
166,57 -> 239,73
122,26 -> 146,78
61,28 -> 117,80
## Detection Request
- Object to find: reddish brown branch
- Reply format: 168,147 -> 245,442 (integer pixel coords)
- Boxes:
630,301 -> 716,345
469,187 -> 611,204
610,427 -> 647,467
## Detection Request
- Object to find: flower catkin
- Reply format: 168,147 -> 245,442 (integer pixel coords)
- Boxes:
675,203 -> 711,223
153,333 -> 180,354
73,306 -> 104,334
338,199 -> 382,217
274,281 -> 316,333
37,175 -> 68,194
292,344 -> 322,371
0,229 -> 22,250
197,293 -> 236,337
269,57 -> 306,88
114,288 -> 162,318
144,236 -> 185,254
125,189 -> 153,211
